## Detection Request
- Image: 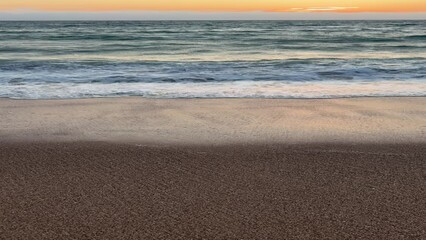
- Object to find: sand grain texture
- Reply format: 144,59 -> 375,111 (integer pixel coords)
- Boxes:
1,97 -> 426,239
1,142 -> 426,239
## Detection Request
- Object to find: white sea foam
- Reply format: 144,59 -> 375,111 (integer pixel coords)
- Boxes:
1,80 -> 425,99
0,21 -> 425,99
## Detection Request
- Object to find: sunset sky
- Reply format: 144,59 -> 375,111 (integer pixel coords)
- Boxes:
1,0 -> 425,20
1,0 -> 426,12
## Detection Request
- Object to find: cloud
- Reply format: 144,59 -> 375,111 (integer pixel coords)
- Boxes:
290,7 -> 359,12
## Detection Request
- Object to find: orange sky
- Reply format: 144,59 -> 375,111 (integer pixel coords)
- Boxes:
1,0 -> 425,12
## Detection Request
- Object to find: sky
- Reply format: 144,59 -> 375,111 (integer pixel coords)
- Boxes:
1,0 -> 426,20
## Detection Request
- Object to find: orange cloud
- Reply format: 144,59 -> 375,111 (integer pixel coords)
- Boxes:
0,0 -> 425,12
289,7 -> 360,12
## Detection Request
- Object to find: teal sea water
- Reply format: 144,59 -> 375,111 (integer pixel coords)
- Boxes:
0,21 -> 425,99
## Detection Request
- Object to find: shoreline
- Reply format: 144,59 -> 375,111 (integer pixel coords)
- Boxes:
2,95 -> 426,101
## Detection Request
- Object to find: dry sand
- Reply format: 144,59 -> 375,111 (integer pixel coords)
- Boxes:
1,97 -> 425,144
1,97 -> 426,239
1,142 -> 425,239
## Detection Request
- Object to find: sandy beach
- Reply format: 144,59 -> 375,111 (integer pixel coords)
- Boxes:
1,97 -> 425,144
1,97 -> 426,239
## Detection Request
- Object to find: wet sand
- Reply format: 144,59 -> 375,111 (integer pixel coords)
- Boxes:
1,97 -> 426,239
1,97 -> 425,144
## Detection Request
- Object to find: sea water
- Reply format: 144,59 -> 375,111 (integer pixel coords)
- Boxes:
0,20 -> 425,99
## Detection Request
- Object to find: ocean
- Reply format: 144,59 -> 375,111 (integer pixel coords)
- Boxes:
0,20 -> 425,99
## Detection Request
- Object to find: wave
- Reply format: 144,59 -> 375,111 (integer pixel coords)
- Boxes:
1,58 -> 425,84
405,35 -> 426,40
0,20 -> 425,99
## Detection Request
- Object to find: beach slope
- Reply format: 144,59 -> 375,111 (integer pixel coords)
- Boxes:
1,97 -> 425,239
